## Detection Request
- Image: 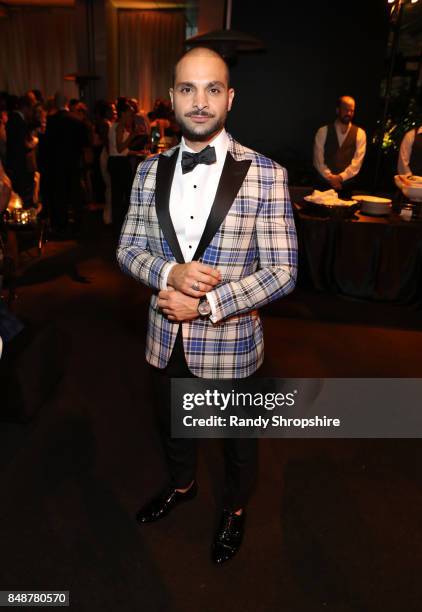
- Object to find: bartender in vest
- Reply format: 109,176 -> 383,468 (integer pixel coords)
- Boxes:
313,96 -> 366,196
397,126 -> 422,176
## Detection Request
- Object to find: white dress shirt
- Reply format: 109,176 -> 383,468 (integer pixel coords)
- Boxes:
313,121 -> 366,182
108,122 -> 130,157
162,128 -> 230,319
397,126 -> 422,175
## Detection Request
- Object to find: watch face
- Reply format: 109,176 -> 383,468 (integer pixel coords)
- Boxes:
198,298 -> 211,316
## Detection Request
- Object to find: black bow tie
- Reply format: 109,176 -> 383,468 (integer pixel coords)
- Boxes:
181,145 -> 217,174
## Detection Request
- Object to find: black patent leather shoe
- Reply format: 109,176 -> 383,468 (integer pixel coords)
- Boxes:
211,509 -> 245,565
136,482 -> 197,524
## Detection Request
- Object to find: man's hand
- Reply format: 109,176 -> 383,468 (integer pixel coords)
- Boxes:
168,261 -> 221,297
158,289 -> 200,322
327,174 -> 343,191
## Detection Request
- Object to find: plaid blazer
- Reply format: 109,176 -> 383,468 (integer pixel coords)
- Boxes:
117,133 -> 297,379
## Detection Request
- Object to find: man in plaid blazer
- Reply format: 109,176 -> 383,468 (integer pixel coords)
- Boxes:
117,47 -> 297,564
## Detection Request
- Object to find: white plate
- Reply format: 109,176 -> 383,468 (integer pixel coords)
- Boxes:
360,202 -> 392,216
304,196 -> 355,206
351,195 -> 392,204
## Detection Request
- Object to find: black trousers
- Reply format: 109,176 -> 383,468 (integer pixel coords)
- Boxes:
49,169 -> 83,231
150,330 -> 258,511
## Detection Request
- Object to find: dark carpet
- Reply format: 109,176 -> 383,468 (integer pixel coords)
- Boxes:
1,212 -> 422,612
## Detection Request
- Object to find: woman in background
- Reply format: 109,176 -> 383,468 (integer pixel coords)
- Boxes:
94,101 -> 116,225
107,98 -> 142,238
148,98 -> 180,153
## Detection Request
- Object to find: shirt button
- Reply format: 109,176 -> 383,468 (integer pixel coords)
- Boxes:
193,185 -> 197,189
190,216 -> 194,219
189,245 -> 192,249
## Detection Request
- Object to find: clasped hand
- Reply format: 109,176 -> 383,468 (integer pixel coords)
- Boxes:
158,261 -> 221,322
168,261 -> 221,296
157,287 -> 199,322
327,173 -> 343,191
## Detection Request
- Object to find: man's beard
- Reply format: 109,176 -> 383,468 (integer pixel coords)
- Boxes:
175,111 -> 226,142
340,115 -> 352,125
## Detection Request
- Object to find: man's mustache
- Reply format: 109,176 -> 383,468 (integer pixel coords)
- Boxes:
185,110 -> 215,117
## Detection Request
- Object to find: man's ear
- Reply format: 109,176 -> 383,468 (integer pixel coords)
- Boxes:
227,88 -> 235,112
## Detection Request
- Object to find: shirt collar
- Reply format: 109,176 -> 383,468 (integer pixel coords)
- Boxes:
180,128 -> 229,162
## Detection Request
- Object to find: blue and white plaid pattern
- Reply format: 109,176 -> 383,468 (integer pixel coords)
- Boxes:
117,134 -> 298,379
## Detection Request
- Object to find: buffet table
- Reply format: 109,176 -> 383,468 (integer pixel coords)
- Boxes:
295,203 -> 422,304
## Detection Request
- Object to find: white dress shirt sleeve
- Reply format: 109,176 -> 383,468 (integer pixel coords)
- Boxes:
205,292 -> 218,322
313,126 -> 331,179
161,261 -> 177,290
397,130 -> 415,175
339,128 -> 367,182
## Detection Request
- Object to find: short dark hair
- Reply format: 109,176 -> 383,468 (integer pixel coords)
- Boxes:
17,94 -> 34,111
69,98 -> 80,111
31,89 -> 43,103
172,46 -> 230,87
116,97 -> 132,118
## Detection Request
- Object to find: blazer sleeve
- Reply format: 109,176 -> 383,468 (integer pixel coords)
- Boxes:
116,162 -> 175,291
207,166 -> 298,323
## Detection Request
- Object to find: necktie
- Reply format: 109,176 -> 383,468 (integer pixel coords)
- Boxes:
181,145 -> 217,174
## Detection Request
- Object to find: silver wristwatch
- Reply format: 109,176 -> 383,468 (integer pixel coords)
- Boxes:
197,296 -> 211,317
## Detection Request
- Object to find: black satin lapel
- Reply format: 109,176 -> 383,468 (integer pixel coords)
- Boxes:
193,152 -> 252,260
155,150 -> 185,264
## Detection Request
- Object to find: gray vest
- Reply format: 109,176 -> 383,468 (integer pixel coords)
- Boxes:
324,123 -> 358,175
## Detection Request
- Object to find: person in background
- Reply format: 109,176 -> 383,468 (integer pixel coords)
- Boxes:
72,101 -> 95,206
29,89 -> 44,105
34,102 -> 49,216
0,97 -> 7,165
397,125 -> 422,176
44,97 -> 57,117
148,97 -> 180,152
313,95 -> 366,196
30,102 -> 47,206
0,159 -> 12,213
128,98 -> 150,154
32,103 -> 47,136
94,100 -> 116,225
107,97 -> 144,238
126,98 -> 151,181
0,160 -> 20,284
25,90 -> 37,108
69,99 -> 80,114
43,92 -> 90,236
5,94 -> 36,208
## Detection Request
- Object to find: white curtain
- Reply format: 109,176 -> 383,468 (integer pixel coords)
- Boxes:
0,8 -> 78,98
118,10 -> 185,113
